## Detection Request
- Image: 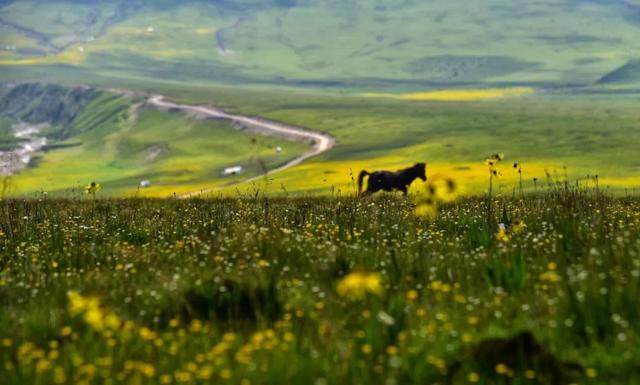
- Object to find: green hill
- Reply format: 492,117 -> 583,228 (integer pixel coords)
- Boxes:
0,83 -> 307,197
598,59 -> 640,85
1,0 -> 640,89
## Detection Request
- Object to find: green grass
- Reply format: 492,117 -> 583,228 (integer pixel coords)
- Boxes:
1,190 -> 640,384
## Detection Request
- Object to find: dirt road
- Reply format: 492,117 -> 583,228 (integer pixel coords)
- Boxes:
147,95 -> 335,196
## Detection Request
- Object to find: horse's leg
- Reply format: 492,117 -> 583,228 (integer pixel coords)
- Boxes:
364,185 -> 380,197
359,187 -> 373,197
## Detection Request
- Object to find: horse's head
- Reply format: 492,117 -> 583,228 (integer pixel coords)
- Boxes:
415,162 -> 427,181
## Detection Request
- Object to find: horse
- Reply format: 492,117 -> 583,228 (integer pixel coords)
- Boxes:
358,163 -> 426,196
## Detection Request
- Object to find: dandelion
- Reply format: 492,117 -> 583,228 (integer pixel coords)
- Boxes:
85,182 -> 101,198
67,291 -> 121,333
139,327 -> 157,340
413,177 -> 458,219
514,162 -> 523,193
586,368 -> 597,378
467,372 -> 480,383
540,271 -> 561,283
406,289 -> 418,301
414,197 -> 438,219
511,219 -> 526,233
337,270 -> 383,300
485,153 -> 504,224
495,363 -> 513,377
496,223 -> 510,242
53,366 -> 67,384
428,178 -> 458,202
426,355 -> 447,373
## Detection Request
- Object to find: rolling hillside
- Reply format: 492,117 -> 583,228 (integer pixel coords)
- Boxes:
0,83 -> 307,197
1,0 -> 640,89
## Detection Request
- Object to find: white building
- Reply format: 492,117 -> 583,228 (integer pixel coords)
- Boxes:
222,166 -> 243,176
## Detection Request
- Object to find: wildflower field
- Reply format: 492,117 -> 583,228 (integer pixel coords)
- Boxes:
1,188 -> 639,384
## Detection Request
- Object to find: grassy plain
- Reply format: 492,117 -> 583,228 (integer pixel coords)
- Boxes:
1,189 -> 640,384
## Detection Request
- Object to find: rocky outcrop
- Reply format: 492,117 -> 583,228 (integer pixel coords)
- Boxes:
0,82 -> 100,140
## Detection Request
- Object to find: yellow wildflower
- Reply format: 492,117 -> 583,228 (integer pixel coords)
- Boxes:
220,369 -> 232,379
85,182 -> 101,195
540,271 -> 561,283
511,219 -> 526,233
495,363 -> 512,376
429,178 -> 458,202
414,199 -> 438,219
496,224 -> 510,242
337,270 -> 384,300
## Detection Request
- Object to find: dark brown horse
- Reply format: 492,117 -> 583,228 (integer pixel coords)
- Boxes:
358,163 -> 426,196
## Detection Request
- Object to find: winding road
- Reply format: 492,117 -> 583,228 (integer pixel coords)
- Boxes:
147,95 -> 335,196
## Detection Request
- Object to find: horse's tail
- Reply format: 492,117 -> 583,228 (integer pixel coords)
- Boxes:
357,170 -> 370,195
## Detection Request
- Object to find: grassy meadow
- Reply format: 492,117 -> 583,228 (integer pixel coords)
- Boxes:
2,81 -> 639,198
1,187 -> 640,384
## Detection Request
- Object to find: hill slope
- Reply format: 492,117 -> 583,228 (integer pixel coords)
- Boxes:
1,0 -> 639,89
0,83 -> 307,197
